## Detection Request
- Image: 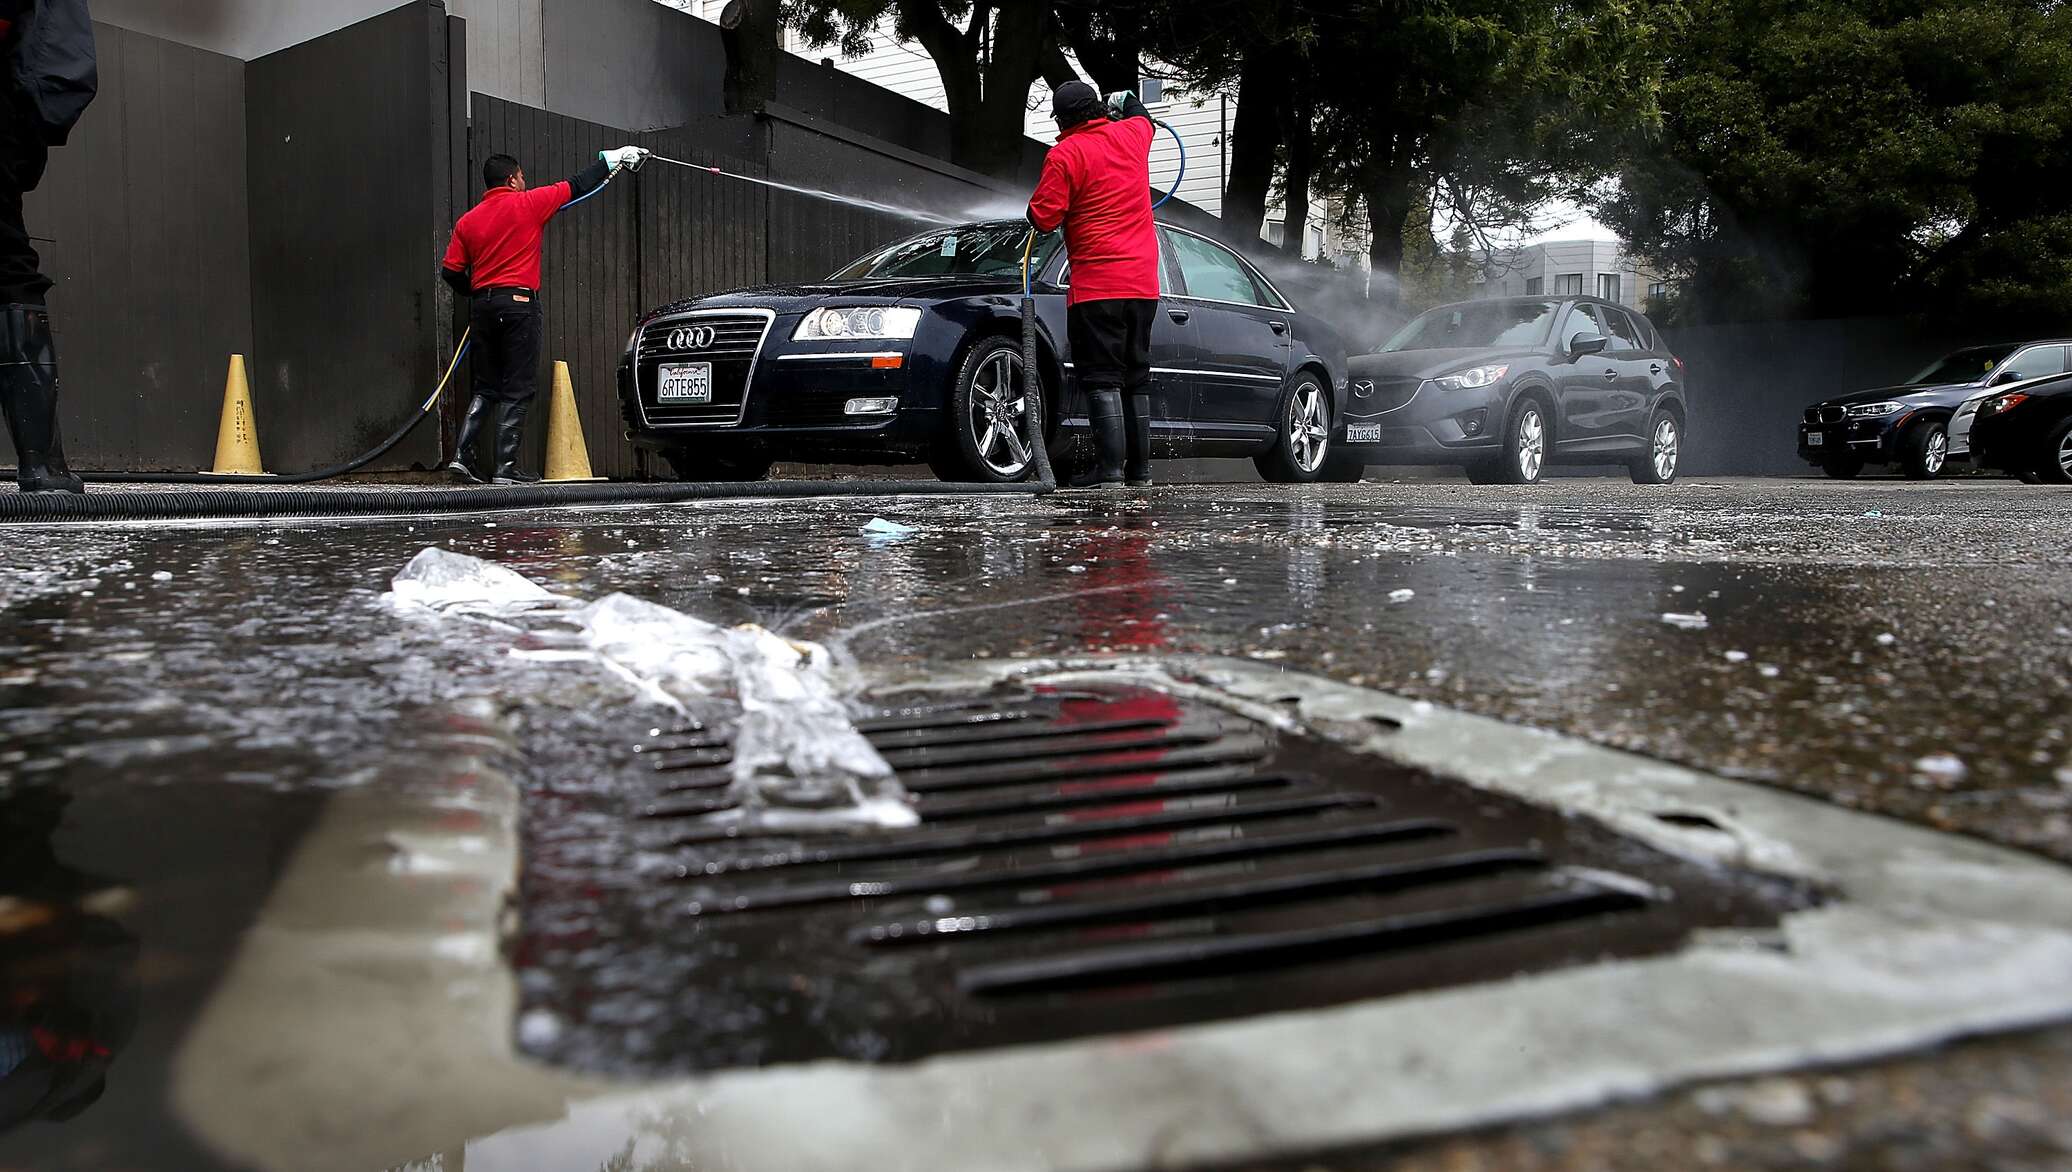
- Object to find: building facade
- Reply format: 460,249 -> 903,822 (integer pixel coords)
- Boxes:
1472,239 -> 1668,312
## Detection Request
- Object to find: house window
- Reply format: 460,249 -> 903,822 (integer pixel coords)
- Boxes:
1264,221 -> 1285,247
1648,281 -> 1670,300
1598,273 -> 1621,302
1555,273 -> 1584,296
1140,78 -> 1165,104
1525,277 -> 1544,295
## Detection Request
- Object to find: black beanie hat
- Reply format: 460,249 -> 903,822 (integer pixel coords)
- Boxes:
1051,81 -> 1103,129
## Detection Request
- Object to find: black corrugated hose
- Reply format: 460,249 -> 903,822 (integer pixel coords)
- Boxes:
1022,228 -> 1058,492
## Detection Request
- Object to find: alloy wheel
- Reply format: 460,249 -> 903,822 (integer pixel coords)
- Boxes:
2059,427 -> 2072,480
1926,429 -> 1948,476
1517,408 -> 1545,481
969,350 -> 1033,478
1653,417 -> 1680,481
1289,382 -> 1329,473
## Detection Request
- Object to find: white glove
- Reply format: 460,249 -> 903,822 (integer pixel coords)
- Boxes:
602,146 -> 650,173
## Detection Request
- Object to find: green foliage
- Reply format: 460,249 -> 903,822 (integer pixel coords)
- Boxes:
1605,0 -> 2072,324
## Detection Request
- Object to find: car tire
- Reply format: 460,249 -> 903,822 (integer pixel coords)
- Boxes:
1630,409 -> 1682,485
941,337 -> 1039,483
2040,418 -> 2072,484
664,447 -> 772,482
1255,373 -> 1334,484
1495,398 -> 1549,485
1900,420 -> 1950,480
1821,455 -> 1865,479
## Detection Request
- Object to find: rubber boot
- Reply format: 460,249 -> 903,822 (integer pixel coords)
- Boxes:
1068,390 -> 1127,489
445,395 -> 493,484
0,305 -> 85,495
1124,391 -> 1154,487
490,398 -> 539,485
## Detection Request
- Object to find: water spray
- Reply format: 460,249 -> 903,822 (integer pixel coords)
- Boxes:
645,154 -> 964,225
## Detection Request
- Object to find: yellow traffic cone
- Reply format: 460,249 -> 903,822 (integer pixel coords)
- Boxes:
210,355 -> 267,475
543,361 -> 601,482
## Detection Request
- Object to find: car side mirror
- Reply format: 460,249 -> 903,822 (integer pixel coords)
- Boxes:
1568,333 -> 1609,361
1992,369 -> 2023,385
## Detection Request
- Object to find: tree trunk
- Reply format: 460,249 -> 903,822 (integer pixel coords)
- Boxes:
1364,167 -> 1415,308
1279,86 -> 1314,259
901,0 -> 1055,179
1222,50 -> 1285,247
718,0 -> 782,116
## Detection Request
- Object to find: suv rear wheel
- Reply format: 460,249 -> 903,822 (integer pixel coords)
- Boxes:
1630,410 -> 1681,484
1900,420 -> 1949,480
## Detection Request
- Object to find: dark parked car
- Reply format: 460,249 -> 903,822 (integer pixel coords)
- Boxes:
1969,372 -> 2072,483
1338,297 -> 1689,485
1796,341 -> 2071,479
616,220 -> 1355,483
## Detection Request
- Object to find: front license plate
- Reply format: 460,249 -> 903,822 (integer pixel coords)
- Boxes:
1345,423 -> 1383,444
1806,431 -> 1825,447
657,363 -> 714,403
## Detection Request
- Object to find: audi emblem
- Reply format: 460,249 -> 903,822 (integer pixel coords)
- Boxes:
666,324 -> 719,351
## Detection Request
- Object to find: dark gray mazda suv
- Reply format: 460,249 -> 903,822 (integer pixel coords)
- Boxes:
1339,297 -> 1689,484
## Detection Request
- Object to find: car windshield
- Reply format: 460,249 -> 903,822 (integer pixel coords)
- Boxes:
1379,300 -> 1560,352
831,222 -> 1063,280
1907,345 -> 2017,385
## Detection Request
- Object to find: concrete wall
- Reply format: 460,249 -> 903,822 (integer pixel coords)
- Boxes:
92,0 -> 543,105
17,24 -> 254,471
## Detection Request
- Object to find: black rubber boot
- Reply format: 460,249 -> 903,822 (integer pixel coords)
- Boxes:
1124,391 -> 1154,487
1,305 -> 85,495
490,398 -> 539,485
1068,390 -> 1126,489
445,395 -> 494,483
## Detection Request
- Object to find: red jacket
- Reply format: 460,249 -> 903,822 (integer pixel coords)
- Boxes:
441,183 -> 575,292
1028,115 -> 1160,306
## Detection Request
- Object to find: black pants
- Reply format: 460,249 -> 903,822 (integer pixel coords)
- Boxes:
0,95 -> 52,307
468,291 -> 544,404
1067,298 -> 1156,396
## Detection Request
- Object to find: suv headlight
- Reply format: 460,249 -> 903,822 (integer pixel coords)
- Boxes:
793,306 -> 923,342
1985,393 -> 2030,416
1433,364 -> 1510,392
1846,401 -> 1904,418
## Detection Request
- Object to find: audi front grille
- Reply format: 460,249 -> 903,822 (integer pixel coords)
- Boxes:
634,311 -> 777,428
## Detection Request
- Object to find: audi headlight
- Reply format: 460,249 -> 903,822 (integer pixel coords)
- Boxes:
1433,364 -> 1510,392
1846,401 -> 1904,418
793,306 -> 923,342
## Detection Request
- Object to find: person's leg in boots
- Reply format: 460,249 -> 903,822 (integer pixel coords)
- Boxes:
490,294 -> 544,485
1,108 -> 80,495
447,295 -> 502,482
1121,299 -> 1157,487
1067,300 -> 1128,488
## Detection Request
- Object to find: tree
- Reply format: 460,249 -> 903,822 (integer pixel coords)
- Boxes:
719,0 -> 785,114
1604,0 -> 2072,325
1307,0 -> 1661,305
787,0 -> 1078,176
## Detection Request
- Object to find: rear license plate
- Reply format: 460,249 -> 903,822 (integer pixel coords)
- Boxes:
1346,423 -> 1383,444
1806,432 -> 1825,447
657,363 -> 714,403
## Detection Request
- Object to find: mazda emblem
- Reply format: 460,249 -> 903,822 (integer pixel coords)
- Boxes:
666,324 -> 719,351
1353,380 -> 1376,397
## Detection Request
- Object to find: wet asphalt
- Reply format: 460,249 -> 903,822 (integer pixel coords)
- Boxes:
0,472 -> 2068,1171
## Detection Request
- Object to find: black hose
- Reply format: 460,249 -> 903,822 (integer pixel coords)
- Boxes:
1022,294 -> 1056,492
0,478 -> 1047,524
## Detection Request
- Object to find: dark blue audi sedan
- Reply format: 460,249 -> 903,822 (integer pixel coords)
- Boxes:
615,220 -> 1355,483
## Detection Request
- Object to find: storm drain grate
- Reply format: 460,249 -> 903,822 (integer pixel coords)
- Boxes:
514,684 -> 1815,1074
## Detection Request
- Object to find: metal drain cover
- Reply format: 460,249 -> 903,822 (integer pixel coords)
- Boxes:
515,683 -> 1814,1074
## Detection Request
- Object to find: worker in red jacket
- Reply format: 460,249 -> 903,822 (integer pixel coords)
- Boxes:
440,146 -> 646,484
1027,81 -> 1159,488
